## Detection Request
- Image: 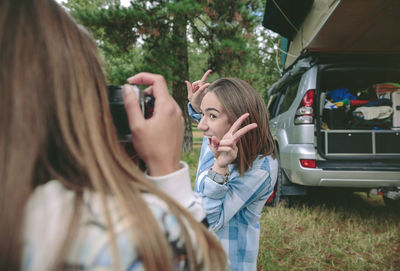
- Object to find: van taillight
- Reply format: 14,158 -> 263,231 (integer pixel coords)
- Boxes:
302,89 -> 315,107
295,89 -> 315,125
300,159 -> 316,168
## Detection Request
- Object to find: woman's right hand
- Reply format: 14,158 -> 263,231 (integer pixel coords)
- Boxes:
185,69 -> 212,113
210,113 -> 258,175
123,72 -> 184,177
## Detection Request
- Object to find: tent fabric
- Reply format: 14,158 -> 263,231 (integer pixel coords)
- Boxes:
262,0 -> 314,41
305,0 -> 400,54
263,0 -> 400,70
283,0 -> 340,68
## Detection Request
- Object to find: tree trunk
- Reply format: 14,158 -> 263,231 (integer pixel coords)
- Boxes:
172,15 -> 192,152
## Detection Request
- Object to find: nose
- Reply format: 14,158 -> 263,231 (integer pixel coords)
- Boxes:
197,117 -> 207,131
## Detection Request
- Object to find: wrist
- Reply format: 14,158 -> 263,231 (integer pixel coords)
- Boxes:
208,167 -> 230,185
211,163 -> 229,175
189,102 -> 201,113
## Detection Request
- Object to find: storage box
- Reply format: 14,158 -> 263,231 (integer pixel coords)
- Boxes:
376,132 -> 400,153
323,108 -> 348,129
321,130 -> 400,156
326,131 -> 372,154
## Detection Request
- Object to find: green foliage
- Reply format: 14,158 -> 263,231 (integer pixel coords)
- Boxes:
98,45 -> 144,85
63,0 -> 281,92
187,39 -> 219,83
188,0 -> 280,97
180,148 -> 200,186
62,0 -> 281,150
64,0 -> 147,84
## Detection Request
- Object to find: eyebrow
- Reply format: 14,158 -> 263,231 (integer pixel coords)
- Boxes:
204,107 -> 220,113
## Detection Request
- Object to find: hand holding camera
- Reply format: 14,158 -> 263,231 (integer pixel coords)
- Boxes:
122,72 -> 184,177
109,84 -> 154,141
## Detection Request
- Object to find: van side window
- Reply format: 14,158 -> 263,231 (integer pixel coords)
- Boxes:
267,94 -> 280,118
277,79 -> 300,115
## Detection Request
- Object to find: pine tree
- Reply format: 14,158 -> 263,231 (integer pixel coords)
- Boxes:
63,0 -> 280,151
65,0 -> 203,151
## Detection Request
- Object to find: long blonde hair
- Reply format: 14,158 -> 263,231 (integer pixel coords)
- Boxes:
0,0 -> 226,269
208,78 -> 277,175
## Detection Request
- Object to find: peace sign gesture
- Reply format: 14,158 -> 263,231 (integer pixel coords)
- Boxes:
185,69 -> 212,113
210,113 -> 258,175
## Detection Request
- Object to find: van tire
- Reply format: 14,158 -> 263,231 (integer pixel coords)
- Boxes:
269,156 -> 291,207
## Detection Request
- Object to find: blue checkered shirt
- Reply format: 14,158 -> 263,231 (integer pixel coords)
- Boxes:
189,104 -> 278,271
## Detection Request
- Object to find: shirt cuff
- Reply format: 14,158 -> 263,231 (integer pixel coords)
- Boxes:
188,102 -> 201,123
145,161 -> 206,222
203,177 -> 229,199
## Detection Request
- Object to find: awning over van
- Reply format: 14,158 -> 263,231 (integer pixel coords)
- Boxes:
263,0 -> 400,69
305,0 -> 400,54
262,0 -> 314,41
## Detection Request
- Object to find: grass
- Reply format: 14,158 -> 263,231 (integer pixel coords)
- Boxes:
180,148 -> 200,184
191,123 -> 203,147
181,147 -> 400,271
258,192 -> 400,271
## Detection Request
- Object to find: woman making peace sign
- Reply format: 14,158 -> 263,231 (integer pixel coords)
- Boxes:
186,71 -> 278,271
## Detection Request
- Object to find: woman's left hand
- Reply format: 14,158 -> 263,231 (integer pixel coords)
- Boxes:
210,113 -> 257,174
185,69 -> 212,113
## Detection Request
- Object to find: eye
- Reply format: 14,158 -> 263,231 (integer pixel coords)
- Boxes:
209,113 -> 217,120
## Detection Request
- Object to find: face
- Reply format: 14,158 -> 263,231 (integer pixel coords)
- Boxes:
198,92 -> 232,140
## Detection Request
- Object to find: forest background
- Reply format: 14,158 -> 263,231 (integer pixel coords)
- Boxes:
59,3 -> 400,269
61,0 -> 281,151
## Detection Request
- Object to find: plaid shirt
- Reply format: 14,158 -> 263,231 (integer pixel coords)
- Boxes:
189,104 -> 278,271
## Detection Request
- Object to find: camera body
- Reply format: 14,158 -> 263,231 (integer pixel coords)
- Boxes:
108,85 -> 154,142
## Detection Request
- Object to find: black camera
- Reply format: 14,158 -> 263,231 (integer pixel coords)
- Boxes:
108,85 -> 154,142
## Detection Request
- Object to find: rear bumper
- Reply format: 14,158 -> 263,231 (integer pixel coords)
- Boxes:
280,143 -> 400,188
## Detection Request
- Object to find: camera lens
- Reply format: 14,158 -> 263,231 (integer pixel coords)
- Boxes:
108,85 -> 154,141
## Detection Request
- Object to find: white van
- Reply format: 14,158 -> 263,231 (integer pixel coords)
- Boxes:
263,0 -> 400,206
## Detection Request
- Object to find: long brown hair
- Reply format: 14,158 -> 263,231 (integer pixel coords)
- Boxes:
207,78 -> 277,175
0,0 -> 226,270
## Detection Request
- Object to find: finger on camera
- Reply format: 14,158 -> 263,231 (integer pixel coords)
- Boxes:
128,72 -> 169,99
122,85 -> 145,130
144,86 -> 153,95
